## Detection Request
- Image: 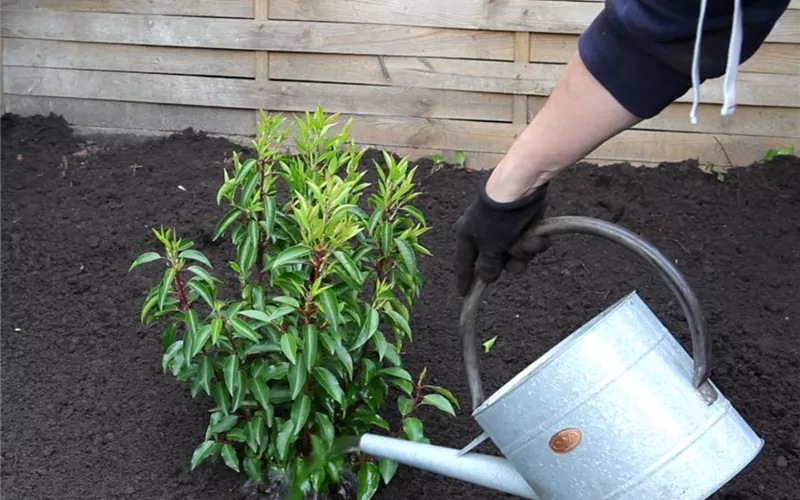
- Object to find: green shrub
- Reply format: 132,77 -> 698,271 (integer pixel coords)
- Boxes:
129,107 -> 459,499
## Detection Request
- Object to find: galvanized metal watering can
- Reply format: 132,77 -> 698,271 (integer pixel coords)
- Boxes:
353,216 -> 764,499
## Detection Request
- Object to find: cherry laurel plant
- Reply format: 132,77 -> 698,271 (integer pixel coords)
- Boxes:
129,108 -> 459,499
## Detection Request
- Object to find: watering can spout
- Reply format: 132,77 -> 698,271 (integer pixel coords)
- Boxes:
356,433 -> 541,499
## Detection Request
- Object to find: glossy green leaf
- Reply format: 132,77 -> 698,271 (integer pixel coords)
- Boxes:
280,333 -> 298,364
291,394 -> 311,435
334,344 -> 353,379
129,252 -> 161,271
240,306 -> 295,324
221,444 -> 240,472
180,249 -> 213,268
232,370 -> 247,412
252,360 -> 289,381
372,330 -> 387,361
273,295 -> 301,308
333,250 -> 362,285
198,356 -> 214,395
229,317 -> 260,343
429,385 -> 460,409
317,288 -> 341,332
211,415 -> 238,434
304,324 -> 318,371
250,376 -> 271,411
188,280 -> 215,308
276,419 -> 295,462
378,458 -> 398,485
402,417 -> 424,442
187,266 -> 214,286
158,267 -> 176,310
393,237 -> 416,274
212,382 -> 230,415
223,355 -> 238,397
263,196 -> 276,237
211,318 -> 223,345
386,310 -> 412,339
226,426 -> 247,442
190,441 -> 220,470
244,456 -> 263,484
391,379 -> 414,396
351,307 -> 379,350
288,357 -> 307,400
270,244 -> 310,270
314,413 -> 335,445
397,395 -> 413,417
313,367 -> 344,405
357,462 -> 380,500
192,324 -> 212,357
213,208 -> 244,240
378,366 -> 412,382
421,394 -> 456,416
243,341 -> 281,356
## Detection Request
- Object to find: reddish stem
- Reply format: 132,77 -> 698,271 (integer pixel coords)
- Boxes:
173,272 -> 190,311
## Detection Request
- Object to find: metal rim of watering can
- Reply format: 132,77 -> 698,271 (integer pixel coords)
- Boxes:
460,215 -> 716,413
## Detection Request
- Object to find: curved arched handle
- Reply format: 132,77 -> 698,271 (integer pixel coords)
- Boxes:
460,216 -> 716,413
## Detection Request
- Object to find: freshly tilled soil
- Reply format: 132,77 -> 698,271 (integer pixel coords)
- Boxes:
2,113 -> 798,499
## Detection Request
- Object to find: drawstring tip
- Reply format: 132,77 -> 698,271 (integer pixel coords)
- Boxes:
690,114 -> 699,125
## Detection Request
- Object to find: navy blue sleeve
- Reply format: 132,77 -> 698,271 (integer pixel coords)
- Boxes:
577,0 -> 790,119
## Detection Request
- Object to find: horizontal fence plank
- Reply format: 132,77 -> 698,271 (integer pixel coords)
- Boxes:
526,97 -> 800,138
8,40 -> 797,109
1,0 -> 254,18
269,0 -> 800,42
4,95 -> 793,167
2,38 -> 256,78
269,0 -> 600,34
589,130 -> 795,166
3,95 -> 257,135
267,52 -> 800,108
529,33 -> 800,75
1,10 -> 514,60
3,67 -> 514,121
325,113 -> 797,166
268,52 -> 556,95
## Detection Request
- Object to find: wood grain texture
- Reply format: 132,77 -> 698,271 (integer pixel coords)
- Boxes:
3,67 -> 514,121
269,0 -> 600,33
268,53 -> 800,108
268,0 -> 800,42
1,0 -> 255,18
268,53 -> 556,94
529,33 -> 800,75
528,96 -> 800,138
3,94 -> 793,167
2,38 -> 256,77
322,113 -> 797,166
3,95 -> 257,135
1,9 -> 514,60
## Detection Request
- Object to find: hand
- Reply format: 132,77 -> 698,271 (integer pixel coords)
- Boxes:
454,174 -> 550,296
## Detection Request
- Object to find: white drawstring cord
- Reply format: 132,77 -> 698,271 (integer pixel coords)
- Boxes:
689,0 -> 744,123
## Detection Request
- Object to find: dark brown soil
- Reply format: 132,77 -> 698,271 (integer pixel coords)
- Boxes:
2,112 -> 799,500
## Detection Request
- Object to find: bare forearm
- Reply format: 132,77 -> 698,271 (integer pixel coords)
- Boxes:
485,52 -> 641,203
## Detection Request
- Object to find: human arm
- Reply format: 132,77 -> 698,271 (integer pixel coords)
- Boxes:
454,0 -> 791,296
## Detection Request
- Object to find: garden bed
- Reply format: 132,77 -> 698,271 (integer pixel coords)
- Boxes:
2,112 -> 799,500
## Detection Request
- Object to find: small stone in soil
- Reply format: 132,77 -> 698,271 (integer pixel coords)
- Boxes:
776,455 -> 788,468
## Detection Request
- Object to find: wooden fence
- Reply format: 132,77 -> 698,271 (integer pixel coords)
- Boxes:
2,0 -> 799,167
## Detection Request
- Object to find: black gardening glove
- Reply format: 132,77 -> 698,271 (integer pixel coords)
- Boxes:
454,173 -> 551,296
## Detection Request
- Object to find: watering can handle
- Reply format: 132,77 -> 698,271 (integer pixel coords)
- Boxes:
460,215 -> 715,413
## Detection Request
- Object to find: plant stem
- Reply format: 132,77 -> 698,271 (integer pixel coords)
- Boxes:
173,271 -> 190,311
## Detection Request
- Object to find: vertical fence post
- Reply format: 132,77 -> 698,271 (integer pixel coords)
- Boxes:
254,0 -> 270,131
513,32 -> 531,127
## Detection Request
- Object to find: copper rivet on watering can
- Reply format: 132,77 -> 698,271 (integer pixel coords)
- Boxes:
549,427 -> 582,453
